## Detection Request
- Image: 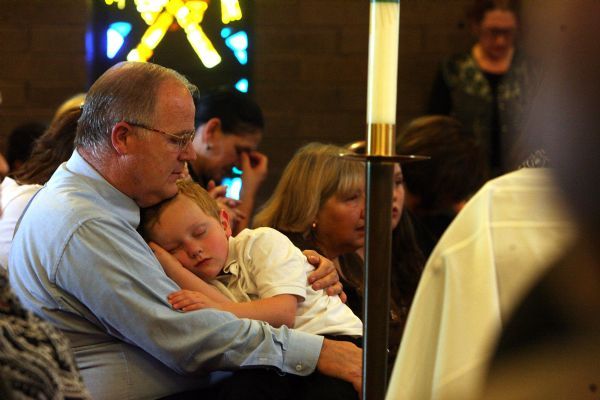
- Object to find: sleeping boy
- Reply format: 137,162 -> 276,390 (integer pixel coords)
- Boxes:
140,179 -> 362,341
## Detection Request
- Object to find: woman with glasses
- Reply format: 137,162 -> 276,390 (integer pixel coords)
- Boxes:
428,0 -> 539,177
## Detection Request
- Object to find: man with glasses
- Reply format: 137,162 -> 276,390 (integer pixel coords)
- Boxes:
8,62 -> 361,399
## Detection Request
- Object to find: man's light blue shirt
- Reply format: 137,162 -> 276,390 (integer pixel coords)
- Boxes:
8,150 -> 323,399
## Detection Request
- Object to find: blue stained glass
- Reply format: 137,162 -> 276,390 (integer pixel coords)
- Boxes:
235,78 -> 249,93
106,22 -> 132,59
221,27 -> 233,38
225,31 -> 248,65
234,50 -> 248,65
221,177 -> 242,200
225,31 -> 248,51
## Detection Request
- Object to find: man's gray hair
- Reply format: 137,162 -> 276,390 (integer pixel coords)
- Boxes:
75,62 -> 198,156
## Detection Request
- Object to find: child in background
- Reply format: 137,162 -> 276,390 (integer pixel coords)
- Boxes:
140,179 -> 362,341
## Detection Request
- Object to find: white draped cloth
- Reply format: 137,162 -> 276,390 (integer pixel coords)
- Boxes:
386,168 -> 575,400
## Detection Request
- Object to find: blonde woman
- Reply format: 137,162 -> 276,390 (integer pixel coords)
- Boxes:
255,142 -> 427,374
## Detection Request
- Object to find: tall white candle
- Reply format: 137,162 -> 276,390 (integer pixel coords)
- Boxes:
366,0 -> 400,125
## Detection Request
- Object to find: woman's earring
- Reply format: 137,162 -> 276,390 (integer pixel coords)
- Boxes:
308,220 -> 318,240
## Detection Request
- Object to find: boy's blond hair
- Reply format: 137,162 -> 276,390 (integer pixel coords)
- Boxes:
140,179 -> 221,240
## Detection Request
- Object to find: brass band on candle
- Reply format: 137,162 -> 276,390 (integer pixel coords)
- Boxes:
367,123 -> 396,156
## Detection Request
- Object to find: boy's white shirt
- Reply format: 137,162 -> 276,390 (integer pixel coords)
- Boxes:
210,227 -> 363,337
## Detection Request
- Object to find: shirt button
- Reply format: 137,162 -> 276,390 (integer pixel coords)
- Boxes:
295,363 -> 303,372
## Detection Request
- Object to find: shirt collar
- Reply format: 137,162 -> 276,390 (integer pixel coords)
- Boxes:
222,236 -> 239,276
62,149 -> 141,228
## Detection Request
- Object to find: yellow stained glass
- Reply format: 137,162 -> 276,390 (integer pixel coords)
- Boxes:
221,0 -> 242,24
105,0 -> 126,10
107,0 -> 243,68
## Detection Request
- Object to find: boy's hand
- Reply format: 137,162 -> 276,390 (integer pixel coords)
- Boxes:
168,289 -> 221,312
303,250 -> 347,303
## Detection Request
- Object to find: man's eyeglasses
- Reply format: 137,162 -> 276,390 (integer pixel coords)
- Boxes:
126,121 -> 196,151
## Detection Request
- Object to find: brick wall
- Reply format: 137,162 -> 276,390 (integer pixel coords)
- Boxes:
253,0 -> 474,204
0,0 -> 89,152
0,0 -> 474,207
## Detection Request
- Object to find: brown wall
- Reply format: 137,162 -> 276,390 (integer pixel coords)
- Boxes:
0,0 -> 474,206
0,0 -> 89,150
253,0 -> 473,203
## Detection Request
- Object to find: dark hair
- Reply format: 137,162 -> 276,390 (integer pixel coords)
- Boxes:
398,115 -> 486,212
6,122 -> 46,170
194,90 -> 264,134
12,109 -> 80,185
391,210 -> 425,310
467,0 -> 520,24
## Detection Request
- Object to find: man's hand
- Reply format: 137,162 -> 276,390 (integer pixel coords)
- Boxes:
317,339 -> 363,395
303,250 -> 346,303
